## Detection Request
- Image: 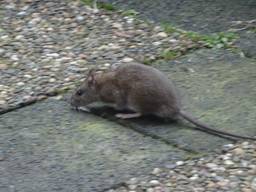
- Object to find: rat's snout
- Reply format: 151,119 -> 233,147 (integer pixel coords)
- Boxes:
70,89 -> 92,112
70,89 -> 83,108
70,87 -> 91,107
70,83 -> 100,110
70,88 -> 83,107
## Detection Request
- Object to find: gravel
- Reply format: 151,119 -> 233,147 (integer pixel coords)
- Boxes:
1,1 -> 255,191
108,141 -> 256,192
0,0 -> 201,110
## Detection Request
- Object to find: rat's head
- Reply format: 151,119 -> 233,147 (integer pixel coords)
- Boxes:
70,69 -> 101,108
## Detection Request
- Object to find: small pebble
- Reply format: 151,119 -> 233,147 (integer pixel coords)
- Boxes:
16,82 -> 25,86
0,100 -> 6,105
127,178 -> 137,185
49,78 -> 56,83
0,64 -> 8,70
251,177 -> 256,190
190,174 -> 199,180
149,180 -> 160,186
128,184 -> 137,190
224,160 -> 234,165
17,11 -> 26,16
104,63 -> 111,67
232,147 -> 245,156
153,41 -> 162,46
53,95 -> 63,100
156,32 -> 168,38
122,57 -> 134,62
146,188 -> 154,192
152,168 -> 161,175
206,163 -> 217,169
112,23 -> 122,29
24,74 -> 32,79
10,55 -> 19,61
176,161 -> 184,166
76,15 -> 84,21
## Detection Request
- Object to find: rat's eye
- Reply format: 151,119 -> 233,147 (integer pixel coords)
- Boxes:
76,89 -> 84,96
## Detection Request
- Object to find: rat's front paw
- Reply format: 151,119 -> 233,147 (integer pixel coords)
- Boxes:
115,113 -> 141,119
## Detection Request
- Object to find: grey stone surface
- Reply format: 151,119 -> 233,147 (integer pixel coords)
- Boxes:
2,50 -> 255,191
90,49 -> 256,152
106,0 -> 256,58
1,1 -> 256,191
0,98 -> 187,192
106,0 -> 256,33
0,0 -> 205,109
155,49 -> 256,150
236,32 -> 256,58
112,142 -> 256,192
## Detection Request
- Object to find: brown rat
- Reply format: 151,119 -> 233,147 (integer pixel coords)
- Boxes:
70,63 -> 256,141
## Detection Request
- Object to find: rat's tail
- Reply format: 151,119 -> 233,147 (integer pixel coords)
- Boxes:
179,110 -> 256,141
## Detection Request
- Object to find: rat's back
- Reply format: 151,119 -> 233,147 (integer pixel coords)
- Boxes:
114,63 -> 180,116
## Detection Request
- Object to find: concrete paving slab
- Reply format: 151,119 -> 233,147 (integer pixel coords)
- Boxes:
107,0 -> 256,58
89,49 -> 256,153
107,0 -> 256,33
0,99 -> 188,192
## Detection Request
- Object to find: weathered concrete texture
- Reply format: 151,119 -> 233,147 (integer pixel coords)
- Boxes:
0,99 -> 187,192
91,49 -> 256,152
0,51 -> 255,192
89,107 -> 231,153
106,0 -> 256,33
106,0 -> 256,58
156,49 -> 256,148
236,32 -> 256,58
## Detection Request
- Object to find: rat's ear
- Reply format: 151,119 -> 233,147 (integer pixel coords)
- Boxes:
87,69 -> 96,87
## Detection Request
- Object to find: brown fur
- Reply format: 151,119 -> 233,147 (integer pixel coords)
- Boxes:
71,63 -> 180,119
71,63 -> 256,141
